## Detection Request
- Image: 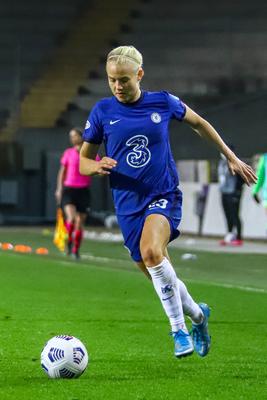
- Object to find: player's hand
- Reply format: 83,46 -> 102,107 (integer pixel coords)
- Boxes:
95,157 -> 117,175
227,157 -> 257,186
253,193 -> 260,204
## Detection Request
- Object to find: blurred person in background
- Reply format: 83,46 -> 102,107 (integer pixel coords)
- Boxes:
218,145 -> 244,246
252,153 -> 267,232
79,45 -> 257,359
55,127 -> 96,259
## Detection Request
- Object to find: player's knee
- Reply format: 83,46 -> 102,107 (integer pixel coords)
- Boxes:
66,217 -> 75,224
75,215 -> 82,227
140,244 -> 163,266
75,220 -> 81,229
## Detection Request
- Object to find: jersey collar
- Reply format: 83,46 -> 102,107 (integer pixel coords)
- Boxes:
113,90 -> 145,107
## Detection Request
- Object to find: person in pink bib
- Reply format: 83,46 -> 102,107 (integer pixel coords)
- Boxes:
55,127 -> 98,259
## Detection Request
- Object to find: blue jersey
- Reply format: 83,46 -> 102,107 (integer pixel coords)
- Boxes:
83,90 -> 186,215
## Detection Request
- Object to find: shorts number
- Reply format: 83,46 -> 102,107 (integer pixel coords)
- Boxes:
148,199 -> 168,209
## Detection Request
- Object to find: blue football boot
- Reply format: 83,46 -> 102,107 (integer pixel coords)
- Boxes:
172,329 -> 194,358
192,303 -> 211,357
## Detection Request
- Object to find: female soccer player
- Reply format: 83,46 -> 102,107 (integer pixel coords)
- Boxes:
80,46 -> 257,358
55,127 -> 93,259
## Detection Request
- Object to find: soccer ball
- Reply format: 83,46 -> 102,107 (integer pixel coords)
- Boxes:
41,335 -> 89,378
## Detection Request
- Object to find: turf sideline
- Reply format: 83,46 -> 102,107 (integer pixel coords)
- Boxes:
62,253 -> 267,295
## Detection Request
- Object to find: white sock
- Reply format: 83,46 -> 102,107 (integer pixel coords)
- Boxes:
177,279 -> 203,324
147,257 -> 186,333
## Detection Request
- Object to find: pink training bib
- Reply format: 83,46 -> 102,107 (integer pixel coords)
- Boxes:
61,147 -> 98,188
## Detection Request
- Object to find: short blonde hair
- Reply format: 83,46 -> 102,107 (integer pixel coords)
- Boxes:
106,45 -> 143,72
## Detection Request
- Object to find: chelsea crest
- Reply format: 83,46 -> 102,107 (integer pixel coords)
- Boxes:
151,112 -> 161,124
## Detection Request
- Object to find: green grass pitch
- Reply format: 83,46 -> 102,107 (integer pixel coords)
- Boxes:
0,228 -> 267,399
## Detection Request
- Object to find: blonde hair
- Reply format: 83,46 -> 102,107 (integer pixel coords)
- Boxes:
107,45 -> 143,72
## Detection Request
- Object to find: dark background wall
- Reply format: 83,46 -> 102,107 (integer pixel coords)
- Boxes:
169,91 -> 267,160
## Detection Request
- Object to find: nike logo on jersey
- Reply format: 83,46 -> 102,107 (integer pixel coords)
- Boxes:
110,119 -> 121,125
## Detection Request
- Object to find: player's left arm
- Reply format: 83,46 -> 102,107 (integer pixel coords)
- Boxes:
183,105 -> 257,186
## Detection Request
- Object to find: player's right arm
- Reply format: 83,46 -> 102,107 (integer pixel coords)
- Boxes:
80,142 -> 117,176
55,164 -> 66,204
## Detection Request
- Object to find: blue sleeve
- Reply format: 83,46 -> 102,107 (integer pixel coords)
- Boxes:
83,103 -> 103,144
164,91 -> 186,121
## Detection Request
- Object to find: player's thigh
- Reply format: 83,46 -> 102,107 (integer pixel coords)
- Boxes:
140,214 -> 170,263
64,204 -> 76,221
141,214 -> 171,247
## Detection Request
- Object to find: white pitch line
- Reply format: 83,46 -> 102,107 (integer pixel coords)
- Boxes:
184,278 -> 267,294
82,254 -> 125,263
58,253 -> 267,294
3,250 -> 265,294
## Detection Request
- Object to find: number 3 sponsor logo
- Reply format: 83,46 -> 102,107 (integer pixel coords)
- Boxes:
126,135 -> 151,168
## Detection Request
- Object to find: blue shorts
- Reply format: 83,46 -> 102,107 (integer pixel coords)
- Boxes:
117,189 -> 182,262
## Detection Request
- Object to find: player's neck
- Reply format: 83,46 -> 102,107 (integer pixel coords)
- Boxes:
129,88 -> 141,103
